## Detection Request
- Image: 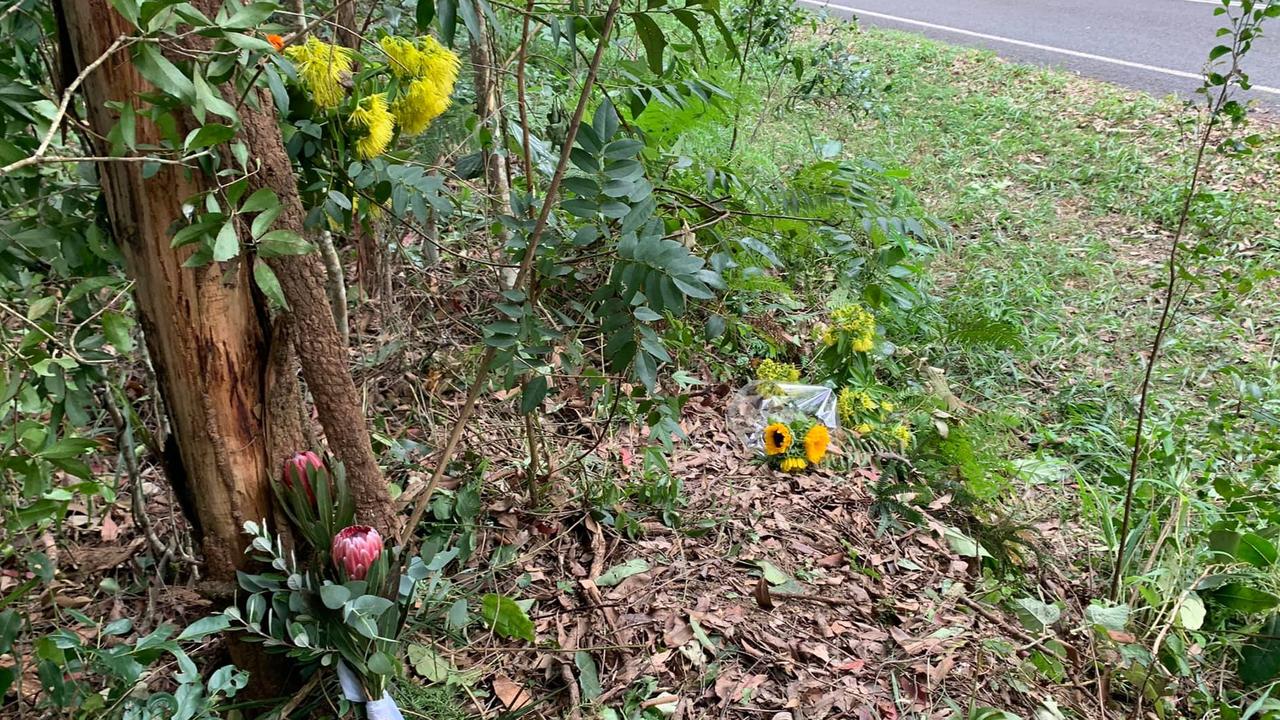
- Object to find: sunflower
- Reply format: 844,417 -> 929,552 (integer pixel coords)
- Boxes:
804,424 -> 830,464
283,37 -> 353,109
763,423 -> 792,456
780,457 -> 807,473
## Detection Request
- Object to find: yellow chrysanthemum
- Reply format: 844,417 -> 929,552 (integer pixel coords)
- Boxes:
349,94 -> 395,159
283,37 -> 352,109
855,423 -> 873,435
756,359 -> 800,383
763,423 -> 792,456
780,457 -> 807,473
891,424 -> 912,449
804,424 -> 830,465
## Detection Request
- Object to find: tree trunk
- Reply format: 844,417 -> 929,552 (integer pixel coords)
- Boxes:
59,0 -> 398,607
57,1 -> 310,687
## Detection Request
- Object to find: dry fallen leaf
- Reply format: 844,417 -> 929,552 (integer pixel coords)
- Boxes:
492,674 -> 531,710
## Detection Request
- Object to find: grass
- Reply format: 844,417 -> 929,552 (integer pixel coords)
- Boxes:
658,17 -> 1280,708
698,20 -> 1280,500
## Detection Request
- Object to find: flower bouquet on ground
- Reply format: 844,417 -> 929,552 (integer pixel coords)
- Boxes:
726,360 -> 839,474
225,452 -> 427,720
763,418 -> 831,473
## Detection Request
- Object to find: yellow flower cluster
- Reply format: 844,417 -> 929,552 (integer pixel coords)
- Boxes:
890,423 -> 912,449
830,303 -> 876,353
380,35 -> 459,135
349,94 -> 395,159
837,387 -> 880,426
284,38 -> 353,109
756,359 -> 800,383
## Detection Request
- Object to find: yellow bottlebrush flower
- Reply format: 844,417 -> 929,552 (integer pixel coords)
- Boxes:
380,35 -> 460,135
855,423 -> 873,435
780,457 -> 808,473
763,423 -> 793,456
756,359 -> 800,383
349,94 -> 395,159
283,37 -> 352,109
852,335 -> 875,353
380,36 -> 424,78
804,424 -> 830,465
881,401 -> 895,412
837,387 -> 858,425
891,423 -> 912,449
392,77 -> 452,135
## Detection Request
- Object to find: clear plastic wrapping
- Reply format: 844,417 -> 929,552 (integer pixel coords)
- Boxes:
726,381 -> 839,452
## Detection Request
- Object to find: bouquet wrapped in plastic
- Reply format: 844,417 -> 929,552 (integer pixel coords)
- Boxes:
726,379 -> 839,472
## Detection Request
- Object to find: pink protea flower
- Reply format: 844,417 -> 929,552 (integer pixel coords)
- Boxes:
332,525 -> 383,581
282,451 -> 324,503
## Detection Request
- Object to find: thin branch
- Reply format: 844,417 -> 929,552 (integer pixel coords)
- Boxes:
0,36 -> 129,175
400,0 -> 626,548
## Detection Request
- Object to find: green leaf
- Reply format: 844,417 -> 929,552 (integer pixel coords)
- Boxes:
416,0 -> 436,30
212,221 -> 239,262
257,230 -> 314,258
437,0 -> 458,46
575,651 -> 602,700
1239,533 -> 1278,568
320,584 -> 351,610
520,375 -> 548,414
596,558 -> 649,587
480,593 -> 535,643
1084,602 -> 1129,632
446,598 -> 470,631
631,13 -> 666,75
134,43 -> 194,102
603,138 -> 645,160
253,261 -> 288,310
193,72 -> 238,123
1013,598 -> 1061,632
367,651 -> 396,676
1240,613 -> 1280,686
1179,592 -> 1206,631
407,643 -> 456,682
239,188 -> 279,215
1212,583 -> 1280,614
177,614 -> 230,641
251,206 -> 282,240
224,1 -> 276,29
102,311 -> 135,353
36,438 -> 96,460
757,560 -> 790,586
633,348 -> 657,391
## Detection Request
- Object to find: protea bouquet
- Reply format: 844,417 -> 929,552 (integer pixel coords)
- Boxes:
225,452 -> 426,719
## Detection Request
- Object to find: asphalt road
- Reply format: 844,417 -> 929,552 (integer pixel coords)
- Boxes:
797,0 -> 1280,107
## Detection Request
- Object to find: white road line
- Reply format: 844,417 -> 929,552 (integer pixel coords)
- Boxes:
796,0 -> 1280,95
